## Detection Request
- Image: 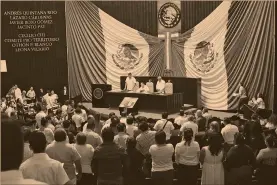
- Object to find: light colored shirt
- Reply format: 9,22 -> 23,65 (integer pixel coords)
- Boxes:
146,82 -> 154,93
43,94 -> 53,109
72,114 -> 85,128
20,153 -> 69,185
180,121 -> 199,138
255,98 -> 265,109
74,144 -> 94,174
43,128 -> 54,144
114,132 -> 129,149
85,129 -> 103,149
175,141 -> 200,165
136,85 -> 149,93
1,170 -> 47,185
136,130 -> 156,156
149,144 -> 174,172
165,82 -> 173,94
156,80 -> 166,92
5,107 -> 14,117
15,88 -> 22,100
26,90 -> 36,99
61,105 -> 68,115
174,116 -> 187,126
125,77 -> 136,91
154,119 -> 174,140
239,86 -> 247,98
46,141 -> 81,180
126,125 -> 138,137
23,143 -> 33,162
221,124 -> 239,144
203,112 -> 212,120
35,111 -> 47,128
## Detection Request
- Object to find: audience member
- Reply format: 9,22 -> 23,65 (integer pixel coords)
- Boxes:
72,108 -> 86,132
154,112 -> 174,141
53,109 -> 64,125
5,101 -> 15,117
114,123 -> 129,149
82,115 -> 94,133
40,117 -> 54,144
200,133 -> 224,185
126,115 -> 138,137
265,114 -> 277,130
169,122 -> 181,148
68,132 -> 76,144
62,100 -> 70,116
225,133 -> 255,185
46,128 -> 82,185
202,121 -> 223,148
102,115 -> 120,135
85,119 -> 103,149
1,120 -> 46,185
202,108 -> 212,122
20,130 -> 70,185
136,121 -> 156,156
195,109 -> 207,132
76,103 -> 88,122
175,128 -> 200,185
26,87 -> 36,101
74,133 -> 95,185
35,106 -> 47,128
174,110 -> 187,126
149,131 -> 174,185
22,127 -> 33,162
221,117 -> 239,155
105,112 -> 116,125
92,128 -> 127,185
180,115 -> 198,139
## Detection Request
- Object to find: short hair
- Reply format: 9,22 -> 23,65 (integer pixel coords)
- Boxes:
183,128 -> 193,146
128,73 -> 132,76
110,116 -> 120,127
162,112 -> 169,119
155,131 -> 166,145
29,131 -> 47,153
54,128 -> 67,142
102,128 -> 114,142
63,120 -> 71,129
56,109 -> 62,115
139,121 -> 149,132
126,116 -> 134,125
75,108 -> 82,114
203,108 -> 208,113
68,132 -> 75,144
230,115 -> 240,121
76,133 -> 87,145
187,115 -> 195,122
1,120 -> 24,171
179,110 -> 185,116
22,127 -> 31,142
210,121 -> 220,132
41,117 -> 48,127
87,118 -> 95,130
117,123 -> 126,132
223,117 -> 231,125
64,100 -> 70,105
109,112 -> 116,118
234,132 -> 245,145
196,110 -> 202,117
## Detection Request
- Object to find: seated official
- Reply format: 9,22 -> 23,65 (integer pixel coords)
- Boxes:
156,76 -> 165,93
250,93 -> 265,109
136,82 -> 149,93
146,79 -> 154,93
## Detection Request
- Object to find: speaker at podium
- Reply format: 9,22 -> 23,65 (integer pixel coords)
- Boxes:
119,97 -> 139,115
92,84 -> 112,108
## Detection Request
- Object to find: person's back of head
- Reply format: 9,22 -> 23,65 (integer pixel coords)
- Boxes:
22,127 -> 32,143
126,137 -> 137,153
102,128 -> 114,143
268,114 -> 277,125
41,117 -> 48,128
196,110 -> 202,117
187,115 -> 195,122
109,112 -> 116,118
63,120 -> 71,129
110,115 -> 120,127
54,128 -> 67,142
179,110 -> 185,116
75,107 -> 82,114
183,128 -> 193,146
117,122 -> 126,133
203,108 -> 208,114
162,112 -> 168,119
64,100 -> 70,106
76,132 -> 87,145
1,120 -> 24,171
139,121 -> 149,132
210,121 -> 220,133
155,131 -> 166,145
265,135 -> 276,148
29,130 -> 47,153
234,132 -> 245,146
223,117 -> 231,126
68,132 -> 75,144
208,133 -> 223,156
87,118 -> 95,130
126,116 -> 134,125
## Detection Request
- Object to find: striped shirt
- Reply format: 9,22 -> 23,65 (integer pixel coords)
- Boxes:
136,130 -> 156,156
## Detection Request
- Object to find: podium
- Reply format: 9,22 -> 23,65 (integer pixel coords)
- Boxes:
119,97 -> 138,115
91,84 -> 112,108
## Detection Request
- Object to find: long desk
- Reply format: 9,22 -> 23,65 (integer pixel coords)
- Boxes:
105,91 -> 183,113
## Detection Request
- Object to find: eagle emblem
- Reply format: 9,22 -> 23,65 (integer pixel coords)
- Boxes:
189,41 -> 218,74
112,44 -> 143,71
158,2 -> 181,28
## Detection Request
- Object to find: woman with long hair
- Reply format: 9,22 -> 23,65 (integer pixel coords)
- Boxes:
200,133 -> 224,185
225,133 -> 255,185
175,128 -> 200,185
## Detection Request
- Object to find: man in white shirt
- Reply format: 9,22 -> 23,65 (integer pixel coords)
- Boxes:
1,121 -> 47,185
126,116 -> 138,137
146,79 -> 154,93
180,116 -> 198,138
43,91 -> 53,110
35,106 -> 47,128
125,73 -> 136,91
26,87 -> 36,101
202,108 -> 212,121
221,117 -> 239,145
174,110 -> 187,126
165,80 -> 173,94
76,103 -> 88,122
72,108 -> 86,132
20,131 -> 70,185
154,112 -> 174,141
14,84 -> 23,103
84,120 -> 103,149
156,76 -> 166,93
136,82 -> 150,93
